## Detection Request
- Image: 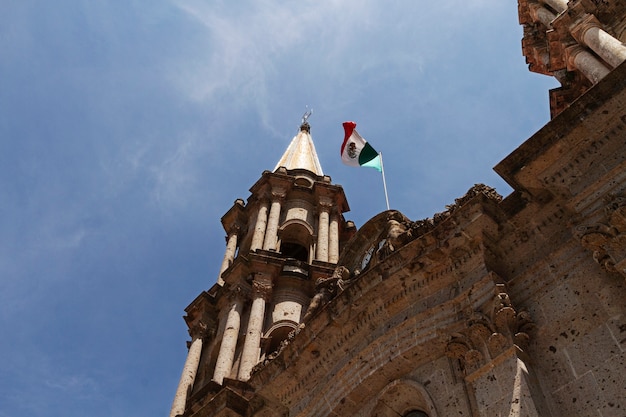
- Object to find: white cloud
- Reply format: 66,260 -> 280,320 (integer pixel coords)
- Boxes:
44,374 -> 100,398
149,132 -> 203,209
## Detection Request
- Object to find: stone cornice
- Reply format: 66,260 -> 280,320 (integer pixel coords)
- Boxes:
183,292 -> 219,341
494,60 -> 626,199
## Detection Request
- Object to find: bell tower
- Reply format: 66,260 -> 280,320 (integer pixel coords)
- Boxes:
169,120 -> 354,417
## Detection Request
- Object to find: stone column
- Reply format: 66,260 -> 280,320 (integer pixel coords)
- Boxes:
571,15 -> 626,69
218,226 -> 240,285
316,203 -> 331,262
263,190 -> 285,251
541,0 -> 567,13
169,323 -> 208,417
566,45 -> 611,84
212,291 -> 244,385
530,4 -> 556,27
328,211 -> 339,264
250,199 -> 269,252
238,278 -> 272,381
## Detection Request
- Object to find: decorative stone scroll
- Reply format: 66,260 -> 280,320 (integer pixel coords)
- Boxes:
576,194 -> 626,279
445,283 -> 534,375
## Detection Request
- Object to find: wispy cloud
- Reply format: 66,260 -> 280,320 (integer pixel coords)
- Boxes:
149,132 -> 204,209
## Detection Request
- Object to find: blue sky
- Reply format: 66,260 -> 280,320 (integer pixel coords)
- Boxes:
0,1 -> 558,416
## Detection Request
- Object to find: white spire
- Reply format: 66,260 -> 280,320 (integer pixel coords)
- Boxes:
273,122 -> 324,176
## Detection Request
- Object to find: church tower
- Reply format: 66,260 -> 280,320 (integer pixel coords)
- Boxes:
169,119 -> 354,417
169,4 -> 626,414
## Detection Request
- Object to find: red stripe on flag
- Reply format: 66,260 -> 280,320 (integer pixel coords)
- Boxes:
341,121 -> 357,155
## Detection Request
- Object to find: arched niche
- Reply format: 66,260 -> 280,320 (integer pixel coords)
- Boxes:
369,379 -> 438,417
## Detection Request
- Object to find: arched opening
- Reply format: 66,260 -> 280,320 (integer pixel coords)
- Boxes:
369,379 -> 438,417
405,411 -> 429,417
281,241 -> 308,262
278,221 -> 313,262
263,322 -> 298,357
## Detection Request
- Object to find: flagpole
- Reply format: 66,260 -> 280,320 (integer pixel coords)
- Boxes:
379,152 -> 390,210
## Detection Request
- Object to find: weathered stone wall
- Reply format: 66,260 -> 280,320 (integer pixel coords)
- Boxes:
508,238 -> 626,416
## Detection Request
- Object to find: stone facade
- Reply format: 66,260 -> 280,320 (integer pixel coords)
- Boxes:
169,4 -> 626,416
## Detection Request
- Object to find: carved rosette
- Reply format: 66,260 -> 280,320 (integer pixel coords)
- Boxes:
446,283 -> 534,375
576,195 -> 626,279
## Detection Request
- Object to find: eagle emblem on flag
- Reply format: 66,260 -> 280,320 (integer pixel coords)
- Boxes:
347,142 -> 357,159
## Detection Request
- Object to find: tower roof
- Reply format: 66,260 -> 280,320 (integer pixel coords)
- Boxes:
273,122 -> 324,176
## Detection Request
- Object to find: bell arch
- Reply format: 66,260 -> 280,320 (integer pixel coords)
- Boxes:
278,219 -> 314,262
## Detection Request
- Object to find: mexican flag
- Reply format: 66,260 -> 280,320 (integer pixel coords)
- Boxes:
341,121 -> 382,172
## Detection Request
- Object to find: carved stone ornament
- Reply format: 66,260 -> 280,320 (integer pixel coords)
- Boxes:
189,318 -> 215,340
270,188 -> 287,202
299,266 -> 351,327
252,279 -> 273,301
446,283 -> 534,375
576,195 -> 626,279
226,223 -> 242,239
226,284 -> 250,302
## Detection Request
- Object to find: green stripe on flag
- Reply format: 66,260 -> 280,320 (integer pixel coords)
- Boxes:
361,154 -> 382,172
358,142 -> 379,166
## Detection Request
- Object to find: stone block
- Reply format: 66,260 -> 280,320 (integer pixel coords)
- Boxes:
565,324 -> 621,377
550,371 -> 602,417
